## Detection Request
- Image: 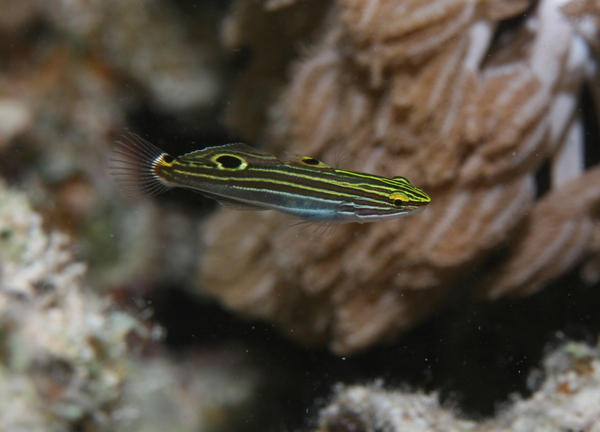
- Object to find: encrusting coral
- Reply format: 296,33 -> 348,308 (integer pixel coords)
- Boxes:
115,351 -> 260,432
316,340 -> 600,432
0,181 -> 262,432
0,181 -> 145,431
199,0 -> 600,353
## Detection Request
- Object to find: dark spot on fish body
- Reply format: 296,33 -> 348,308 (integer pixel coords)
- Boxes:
162,154 -> 175,164
301,157 -> 321,166
215,154 -> 245,169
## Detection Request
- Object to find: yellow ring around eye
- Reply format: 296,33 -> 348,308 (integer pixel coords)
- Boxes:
390,192 -> 408,202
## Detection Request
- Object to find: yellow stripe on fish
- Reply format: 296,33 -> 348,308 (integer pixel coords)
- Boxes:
110,132 -> 430,224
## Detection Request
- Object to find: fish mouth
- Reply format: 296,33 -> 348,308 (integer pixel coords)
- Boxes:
406,205 -> 426,216
354,203 -> 427,221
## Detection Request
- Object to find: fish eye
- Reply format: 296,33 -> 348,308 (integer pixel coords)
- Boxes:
302,157 -> 321,166
215,154 -> 245,169
390,192 -> 408,207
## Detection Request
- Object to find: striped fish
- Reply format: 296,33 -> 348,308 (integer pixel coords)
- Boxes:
110,132 -> 430,224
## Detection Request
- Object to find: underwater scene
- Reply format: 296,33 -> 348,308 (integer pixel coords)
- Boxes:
0,0 -> 600,431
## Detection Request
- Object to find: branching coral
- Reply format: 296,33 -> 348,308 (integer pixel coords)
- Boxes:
317,340 -> 600,432
199,0 -> 600,353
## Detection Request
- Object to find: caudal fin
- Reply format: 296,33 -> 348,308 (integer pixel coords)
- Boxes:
109,132 -> 173,198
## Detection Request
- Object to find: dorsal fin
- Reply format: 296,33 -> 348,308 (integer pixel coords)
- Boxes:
181,143 -> 283,165
285,155 -> 334,170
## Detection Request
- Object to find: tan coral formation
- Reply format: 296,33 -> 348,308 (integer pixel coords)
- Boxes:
199,0 -> 600,354
317,340 -> 600,432
480,166 -> 600,298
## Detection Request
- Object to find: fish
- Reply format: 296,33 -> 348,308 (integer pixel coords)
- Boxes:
109,132 -> 431,224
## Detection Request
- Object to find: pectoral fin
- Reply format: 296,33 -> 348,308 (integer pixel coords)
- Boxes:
187,189 -> 268,211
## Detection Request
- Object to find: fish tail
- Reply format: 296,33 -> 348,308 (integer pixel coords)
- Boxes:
109,132 -> 174,198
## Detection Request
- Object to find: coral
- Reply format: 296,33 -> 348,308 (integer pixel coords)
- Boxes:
114,351 -> 259,432
0,182 -> 260,432
479,166 -> 600,298
199,0 -> 600,353
0,0 -> 226,290
0,3 -> 270,430
317,340 -> 600,432
0,181 -> 145,431
221,0 -> 332,140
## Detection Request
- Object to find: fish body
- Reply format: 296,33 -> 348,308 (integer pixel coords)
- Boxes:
110,133 -> 430,224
